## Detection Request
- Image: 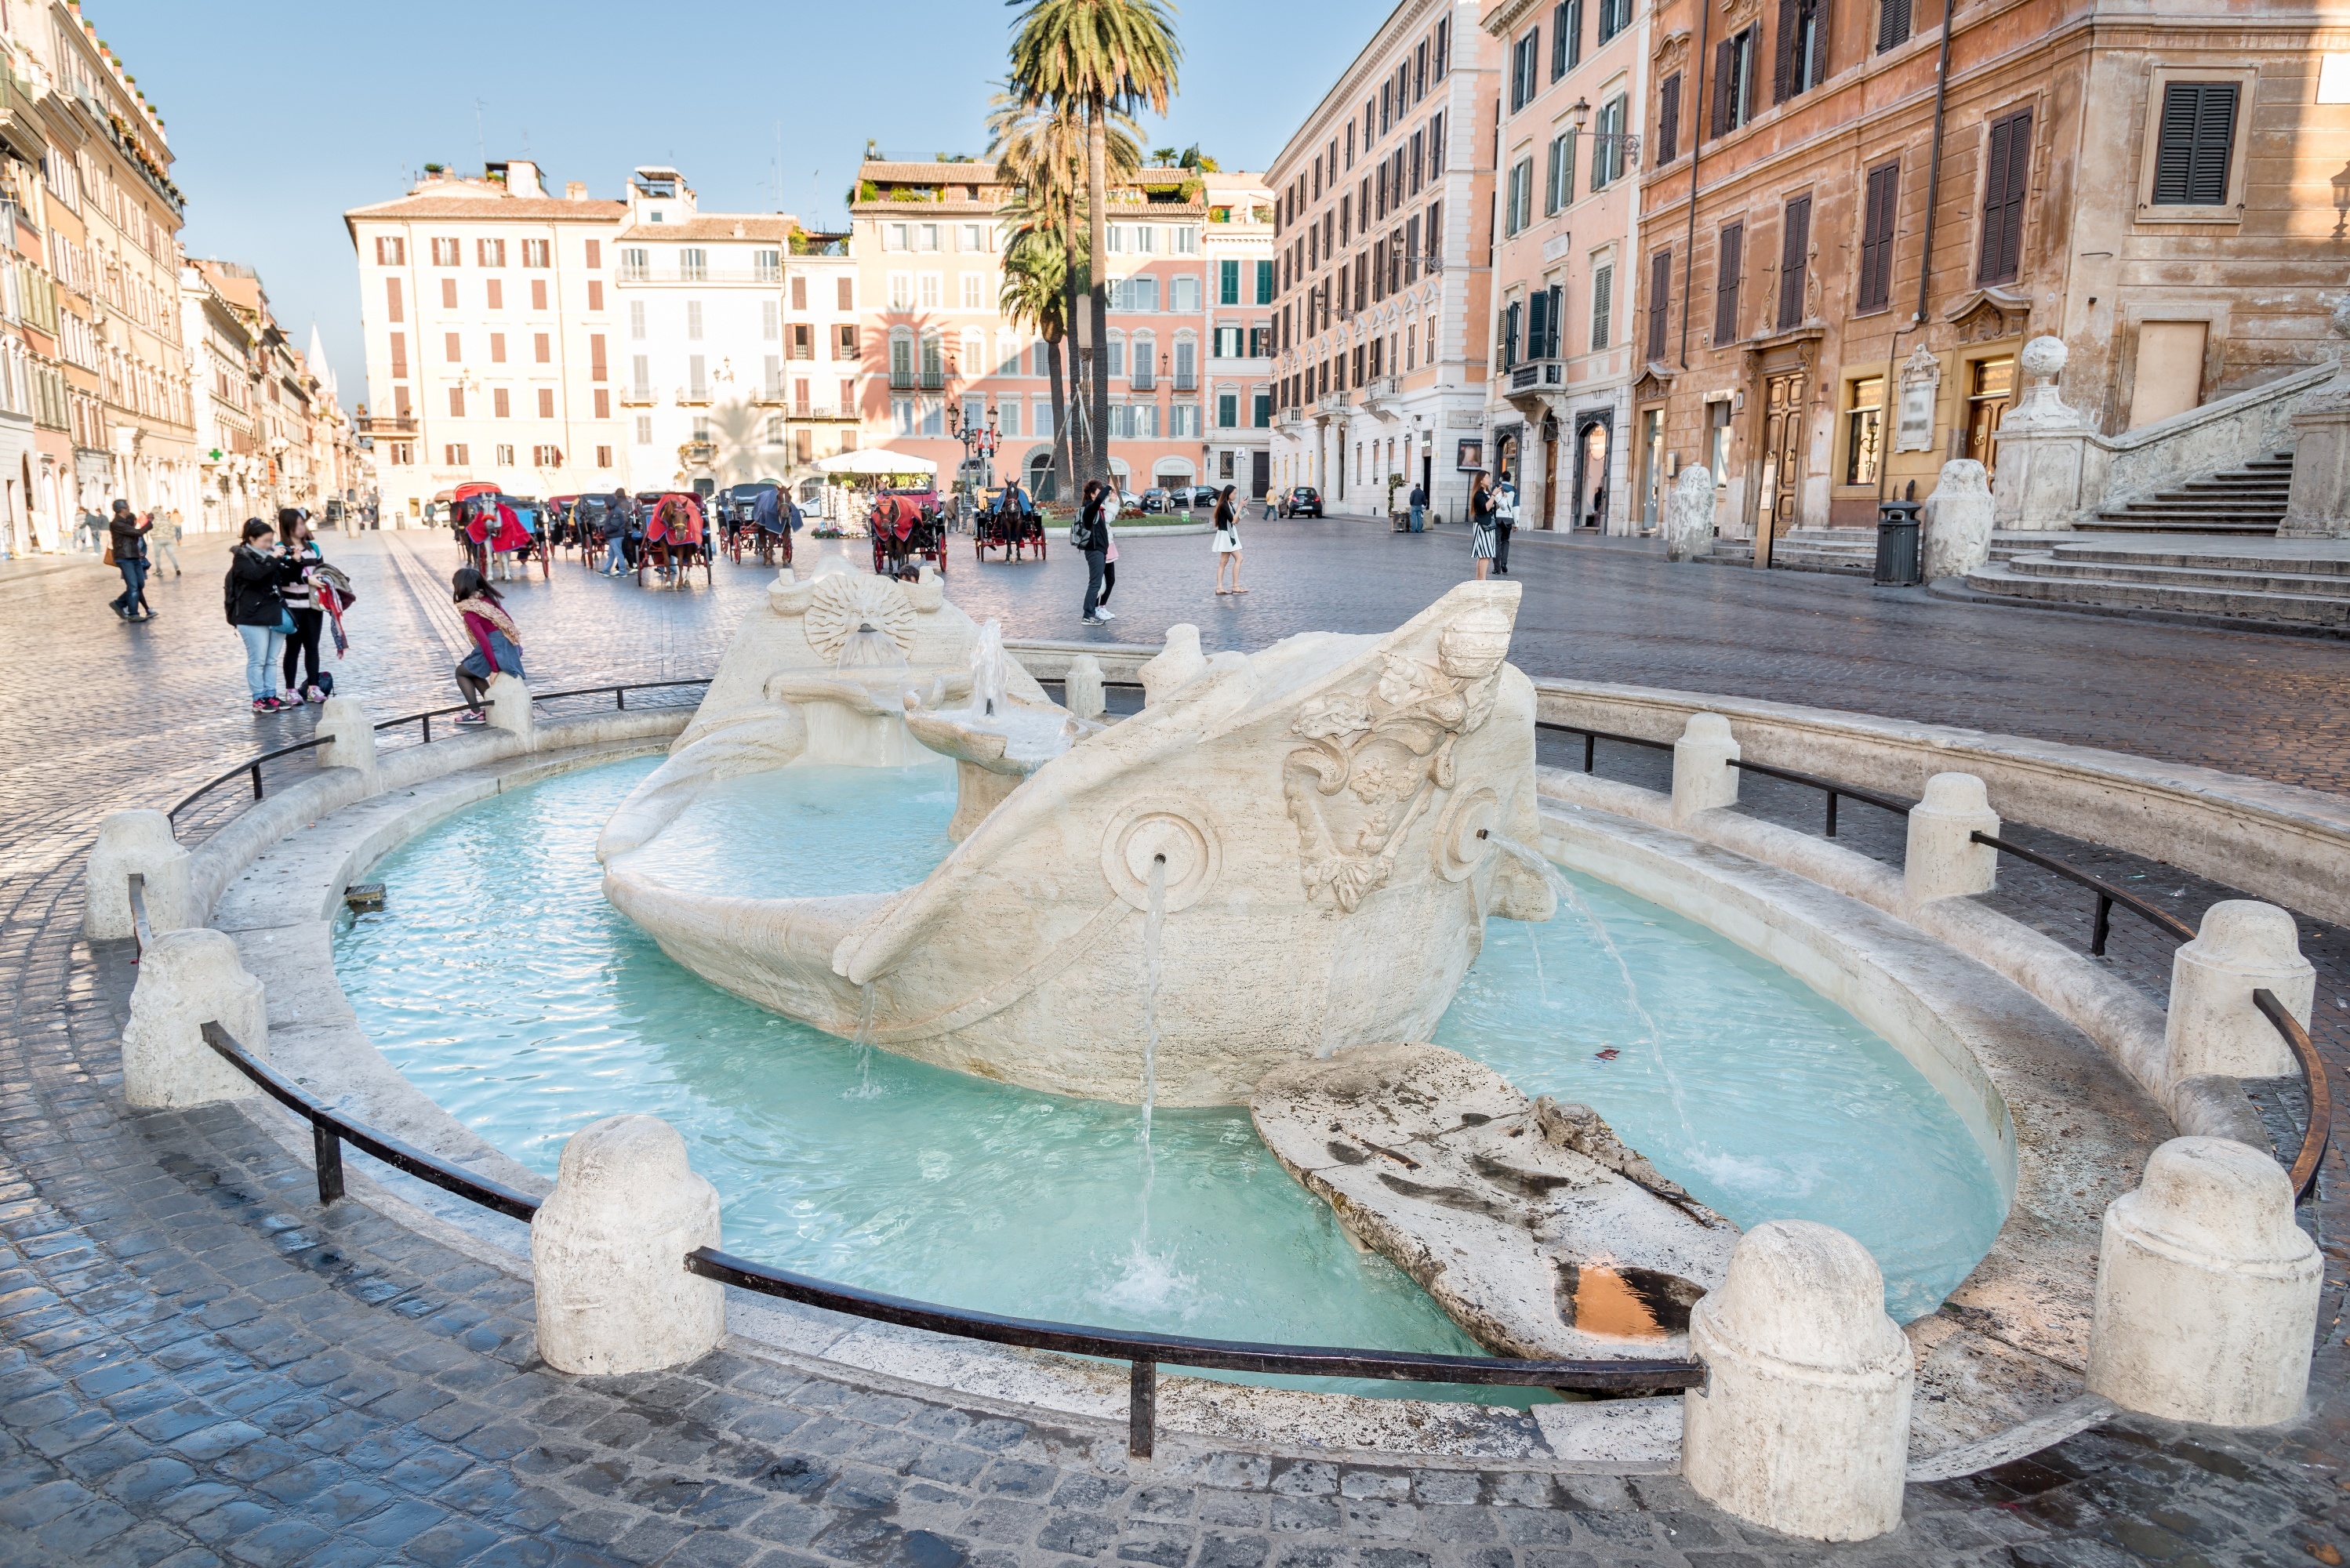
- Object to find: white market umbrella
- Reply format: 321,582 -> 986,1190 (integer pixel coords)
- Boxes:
808,448 -> 939,477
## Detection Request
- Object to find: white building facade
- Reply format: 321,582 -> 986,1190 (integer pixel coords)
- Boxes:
1267,0 -> 1497,522
1201,175 -> 1277,499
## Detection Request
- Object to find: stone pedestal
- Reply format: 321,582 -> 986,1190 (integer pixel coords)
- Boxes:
317,697 -> 380,792
2164,900 -> 2312,1083
84,810 -> 195,940
1682,1221 -> 1913,1541
1662,466 -> 1713,562
1670,713 -> 1739,825
1920,460 -> 1994,580
2279,302 -> 2350,538
486,673 -> 534,743
532,1115 -> 725,1375
2087,1137 -> 2320,1426
1063,654 -> 1106,723
122,928 -> 268,1110
1903,773 -> 2000,909
1992,336 -> 2099,532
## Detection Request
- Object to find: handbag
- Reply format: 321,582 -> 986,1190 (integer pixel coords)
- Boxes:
102,540 -> 114,565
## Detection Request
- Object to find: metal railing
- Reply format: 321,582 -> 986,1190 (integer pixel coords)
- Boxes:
2254,991 -> 2333,1203
166,680 -> 714,837
1967,830 -> 2196,957
179,1014 -> 1701,1458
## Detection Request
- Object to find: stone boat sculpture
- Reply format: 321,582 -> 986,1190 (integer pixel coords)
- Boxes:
600,562 -> 1553,1105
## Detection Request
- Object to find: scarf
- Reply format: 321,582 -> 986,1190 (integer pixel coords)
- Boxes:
459,593 -> 522,647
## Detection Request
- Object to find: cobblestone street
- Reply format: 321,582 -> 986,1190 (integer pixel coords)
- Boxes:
6,527 -> 2350,1566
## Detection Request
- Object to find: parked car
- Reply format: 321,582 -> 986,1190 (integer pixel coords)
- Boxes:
1280,485 -> 1323,518
1171,485 -> 1217,510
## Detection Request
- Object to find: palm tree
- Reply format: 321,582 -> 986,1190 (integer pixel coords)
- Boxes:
988,87 -> 1139,500
1006,0 -> 1181,492
1000,225 -> 1073,502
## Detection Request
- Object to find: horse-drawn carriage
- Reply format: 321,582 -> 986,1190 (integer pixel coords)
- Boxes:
638,492 -> 713,588
869,489 -> 946,579
975,490 -> 1048,563
715,481 -> 794,568
450,481 -> 550,579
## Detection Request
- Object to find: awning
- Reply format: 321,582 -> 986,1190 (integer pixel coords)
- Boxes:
808,448 -> 939,477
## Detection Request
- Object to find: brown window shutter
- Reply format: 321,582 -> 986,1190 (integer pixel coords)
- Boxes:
1978,108 -> 2032,284
1858,162 -> 1898,312
2152,82 -> 2237,205
1647,249 -> 1672,361
1774,0 -> 1801,102
1657,74 -> 1681,164
1714,223 -> 1743,343
1712,39 -> 1735,136
1777,196 -> 1811,329
1811,0 -> 1832,86
590,334 -> 606,380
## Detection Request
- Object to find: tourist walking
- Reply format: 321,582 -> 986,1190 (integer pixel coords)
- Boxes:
1408,481 -> 1426,534
1468,474 -> 1498,582
1213,485 -> 1246,594
1492,472 -> 1518,574
278,511 -> 330,703
227,517 -> 298,713
106,501 -> 153,620
1074,481 -> 1110,626
154,510 -> 184,575
598,489 -> 631,575
451,566 -> 525,725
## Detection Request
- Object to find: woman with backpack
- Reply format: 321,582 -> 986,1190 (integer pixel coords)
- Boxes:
451,567 -> 525,726
278,511 -> 332,703
1073,481 -> 1110,626
226,517 -> 301,713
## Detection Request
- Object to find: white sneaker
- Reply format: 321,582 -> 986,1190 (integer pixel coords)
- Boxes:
1095,607 -> 1116,621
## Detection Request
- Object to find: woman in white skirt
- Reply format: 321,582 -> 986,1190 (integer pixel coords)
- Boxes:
1213,485 -> 1247,593
1468,473 -> 1498,580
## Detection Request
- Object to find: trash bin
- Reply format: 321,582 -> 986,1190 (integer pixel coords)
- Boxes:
1874,499 -> 1923,586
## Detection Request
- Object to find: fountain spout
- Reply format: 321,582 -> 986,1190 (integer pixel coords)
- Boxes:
971,619 -> 1008,720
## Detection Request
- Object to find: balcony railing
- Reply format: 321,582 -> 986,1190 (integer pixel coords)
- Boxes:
1172,371 -> 1198,393
356,415 -> 418,437
1507,360 -> 1565,394
616,267 -> 788,285
1315,391 -> 1352,419
793,403 -> 861,421
1131,368 -> 1155,391
921,370 -> 945,390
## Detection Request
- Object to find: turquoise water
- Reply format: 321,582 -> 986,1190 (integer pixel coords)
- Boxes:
332,756 -> 2004,1393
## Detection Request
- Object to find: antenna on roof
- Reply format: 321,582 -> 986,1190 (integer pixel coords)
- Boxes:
474,99 -> 485,167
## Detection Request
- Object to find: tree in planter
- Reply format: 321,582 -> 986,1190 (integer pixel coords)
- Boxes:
1006,0 -> 1181,495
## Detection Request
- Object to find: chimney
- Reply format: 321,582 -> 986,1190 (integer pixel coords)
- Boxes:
565,181 -> 587,201
505,159 -> 546,198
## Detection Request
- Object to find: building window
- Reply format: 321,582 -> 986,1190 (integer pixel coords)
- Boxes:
1218,392 -> 1238,427
1845,377 -> 1885,485
1596,0 -> 1630,45
619,248 -> 648,281
1646,249 -> 1671,361
448,387 -> 465,416
838,325 -> 859,361
522,239 -> 550,268
596,445 -> 613,468
791,323 -> 813,360
999,401 -> 1020,437
629,300 -> 646,340
444,444 -> 468,466
763,300 -> 780,341
1591,96 -> 1627,188
493,387 -> 511,418
1506,158 -> 1534,236
1545,132 -> 1576,215
1713,223 -> 1743,343
1511,30 -> 1541,111
477,238 -> 506,267
1774,0 -> 1827,103
756,249 -> 782,281
1552,1 -> 1582,78
495,443 -> 515,466
920,274 -> 941,309
490,332 -> 507,363
1655,74 -> 1682,165
686,300 -> 703,341
1256,259 -> 1275,304
376,236 -> 405,265
1857,161 -> 1899,314
2151,82 -> 2239,206
961,273 -> 985,310
534,332 -> 550,364
1173,274 -> 1200,313
532,443 -> 560,465
1977,107 -> 2032,284
538,388 -> 554,418
680,248 -> 708,281
431,237 -> 460,266
631,355 -> 650,397
1877,0 -> 1911,54
635,416 -> 652,444
594,390 -> 609,418
1776,195 -> 1811,330
1712,27 -> 1757,136
1219,259 -> 1240,304
1589,262 -> 1612,349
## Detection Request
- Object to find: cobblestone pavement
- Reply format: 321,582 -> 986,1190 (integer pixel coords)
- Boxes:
5,529 -> 2350,1564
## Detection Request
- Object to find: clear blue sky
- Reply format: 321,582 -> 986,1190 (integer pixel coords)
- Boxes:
93,0 -> 1366,403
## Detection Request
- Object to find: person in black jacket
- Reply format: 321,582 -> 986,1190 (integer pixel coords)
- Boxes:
107,500 -> 153,620
1074,481 -> 1110,626
227,517 -> 300,713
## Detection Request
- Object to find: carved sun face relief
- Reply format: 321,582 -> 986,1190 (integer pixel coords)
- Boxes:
801,572 -> 917,662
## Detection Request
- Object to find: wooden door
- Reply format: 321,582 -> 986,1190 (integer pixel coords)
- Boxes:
1963,356 -> 2016,475
1755,372 -> 1803,561
1541,429 -> 1560,528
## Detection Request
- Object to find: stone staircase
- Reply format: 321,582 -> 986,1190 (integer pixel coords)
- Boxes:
1962,539 -> 2350,630
2076,452 -> 2294,535
1710,528 -> 2047,575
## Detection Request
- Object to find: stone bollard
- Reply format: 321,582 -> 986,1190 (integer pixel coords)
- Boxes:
1902,772 -> 2000,909
1669,713 -> 1739,824
1662,465 -> 1714,562
121,928 -> 269,1110
1063,653 -> 1107,723
1139,626 -> 1207,706
2164,901 -> 2313,1083
1920,459 -> 1994,581
532,1115 -> 725,1376
316,696 -> 380,793
84,809 -> 196,941
1683,1221 -> 1912,1541
2087,1137 -> 2321,1425
486,673 -> 535,745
